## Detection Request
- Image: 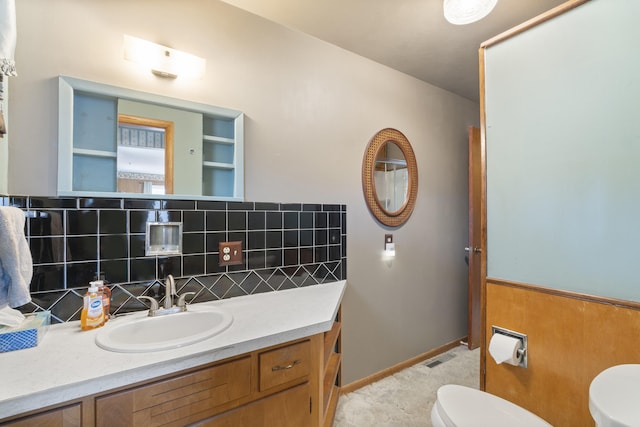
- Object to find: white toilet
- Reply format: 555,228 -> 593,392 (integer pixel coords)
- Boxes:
431,384 -> 552,427
589,364 -> 640,427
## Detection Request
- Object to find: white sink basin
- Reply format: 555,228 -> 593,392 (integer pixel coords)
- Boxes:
589,364 -> 640,427
95,305 -> 233,353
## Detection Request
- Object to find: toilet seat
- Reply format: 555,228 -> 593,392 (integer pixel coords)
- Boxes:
589,364 -> 640,427
433,385 -> 552,427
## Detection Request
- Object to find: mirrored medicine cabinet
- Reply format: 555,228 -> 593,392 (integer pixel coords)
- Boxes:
58,76 -> 244,201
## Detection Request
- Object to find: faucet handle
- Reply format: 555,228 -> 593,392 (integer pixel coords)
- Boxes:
177,292 -> 196,308
139,296 -> 159,314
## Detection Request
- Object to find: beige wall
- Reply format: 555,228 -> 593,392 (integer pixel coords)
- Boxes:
8,0 -> 479,383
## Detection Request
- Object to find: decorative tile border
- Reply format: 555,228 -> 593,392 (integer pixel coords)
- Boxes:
23,263 -> 343,323
1,195 -> 347,323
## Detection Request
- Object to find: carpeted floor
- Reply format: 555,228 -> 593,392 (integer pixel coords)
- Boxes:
334,344 -> 480,427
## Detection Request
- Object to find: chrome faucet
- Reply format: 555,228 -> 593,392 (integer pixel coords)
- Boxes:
164,274 -> 176,309
138,275 -> 195,317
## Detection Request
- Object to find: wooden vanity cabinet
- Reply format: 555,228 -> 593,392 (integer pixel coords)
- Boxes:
0,403 -> 82,427
321,306 -> 342,427
196,383 -> 311,426
94,337 -> 324,427
95,356 -> 253,426
1,306 -> 342,427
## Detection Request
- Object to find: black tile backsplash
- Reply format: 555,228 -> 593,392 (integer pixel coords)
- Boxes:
2,195 -> 346,323
99,210 -> 127,234
183,211 -> 205,232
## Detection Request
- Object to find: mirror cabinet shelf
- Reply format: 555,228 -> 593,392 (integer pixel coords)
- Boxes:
72,148 -> 117,158
201,115 -> 243,198
203,162 -> 235,169
58,76 -> 244,201
203,135 -> 235,144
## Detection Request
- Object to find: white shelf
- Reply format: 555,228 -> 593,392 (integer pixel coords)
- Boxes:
203,135 -> 235,144
203,161 -> 234,169
73,148 -> 117,158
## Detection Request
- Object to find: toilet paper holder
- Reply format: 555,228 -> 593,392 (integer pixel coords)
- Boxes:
491,326 -> 528,368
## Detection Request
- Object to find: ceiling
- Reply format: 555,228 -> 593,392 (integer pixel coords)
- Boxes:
220,0 -> 567,102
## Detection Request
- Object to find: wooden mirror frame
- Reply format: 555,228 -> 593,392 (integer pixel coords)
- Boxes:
362,128 -> 418,227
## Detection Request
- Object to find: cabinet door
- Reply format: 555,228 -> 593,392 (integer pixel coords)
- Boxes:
71,92 -> 118,192
196,383 -> 311,427
95,356 -> 251,427
259,339 -> 311,391
1,403 -> 81,427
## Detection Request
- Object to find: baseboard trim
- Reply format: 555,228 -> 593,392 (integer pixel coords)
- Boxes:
340,337 -> 467,395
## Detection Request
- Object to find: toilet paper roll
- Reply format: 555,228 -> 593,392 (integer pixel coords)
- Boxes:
489,333 -> 523,366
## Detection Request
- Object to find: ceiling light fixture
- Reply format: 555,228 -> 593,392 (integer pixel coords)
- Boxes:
123,35 -> 206,79
443,0 -> 498,25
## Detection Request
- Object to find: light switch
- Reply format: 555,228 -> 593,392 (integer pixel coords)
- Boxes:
384,234 -> 395,257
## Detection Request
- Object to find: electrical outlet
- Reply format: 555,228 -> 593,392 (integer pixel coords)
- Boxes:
219,241 -> 243,266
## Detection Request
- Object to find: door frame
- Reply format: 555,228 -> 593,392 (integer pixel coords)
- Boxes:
467,126 -> 482,351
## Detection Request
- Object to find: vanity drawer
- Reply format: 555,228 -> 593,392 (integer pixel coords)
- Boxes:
95,356 -> 251,427
259,340 -> 311,391
195,382 -> 311,427
1,403 -> 81,427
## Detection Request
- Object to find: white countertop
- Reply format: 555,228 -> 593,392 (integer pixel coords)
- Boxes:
0,280 -> 346,419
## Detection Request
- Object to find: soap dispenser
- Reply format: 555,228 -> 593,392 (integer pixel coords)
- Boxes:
93,274 -> 111,322
81,281 -> 105,330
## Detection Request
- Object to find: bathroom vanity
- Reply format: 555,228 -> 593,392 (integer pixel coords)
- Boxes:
0,281 -> 345,427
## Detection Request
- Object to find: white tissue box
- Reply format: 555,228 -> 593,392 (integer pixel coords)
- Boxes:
0,311 -> 51,353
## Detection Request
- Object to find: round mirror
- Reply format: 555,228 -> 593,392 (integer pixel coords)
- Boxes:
362,128 -> 418,227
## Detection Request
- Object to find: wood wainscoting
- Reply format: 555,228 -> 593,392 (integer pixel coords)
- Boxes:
484,280 -> 640,427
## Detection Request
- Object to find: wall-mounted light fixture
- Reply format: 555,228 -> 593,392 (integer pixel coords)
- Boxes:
123,35 -> 206,79
443,0 -> 498,25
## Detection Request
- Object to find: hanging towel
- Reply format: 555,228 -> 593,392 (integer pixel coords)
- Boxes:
0,0 -> 16,138
0,0 -> 18,77
0,206 -> 32,309
1,75 -> 6,137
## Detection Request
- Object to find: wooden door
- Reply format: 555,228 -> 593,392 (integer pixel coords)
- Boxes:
467,126 -> 482,350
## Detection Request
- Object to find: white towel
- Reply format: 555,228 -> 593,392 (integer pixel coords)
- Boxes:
0,206 -> 32,308
0,0 -> 17,76
0,305 -> 24,327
